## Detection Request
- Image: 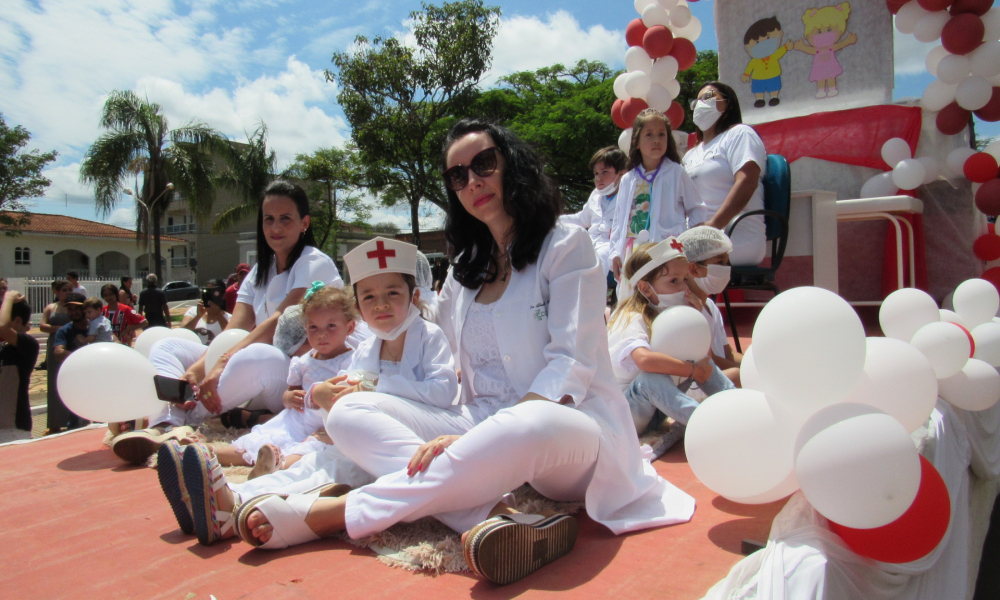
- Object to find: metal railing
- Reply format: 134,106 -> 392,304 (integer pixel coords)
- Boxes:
161,223 -> 196,234
170,257 -> 190,268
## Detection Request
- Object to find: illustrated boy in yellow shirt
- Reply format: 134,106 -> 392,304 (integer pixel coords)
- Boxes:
740,17 -> 793,108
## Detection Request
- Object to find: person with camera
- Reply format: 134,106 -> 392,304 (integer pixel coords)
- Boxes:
179,279 -> 231,345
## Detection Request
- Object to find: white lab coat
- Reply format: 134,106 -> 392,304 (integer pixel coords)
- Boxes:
437,223 -> 696,534
347,317 -> 459,410
609,161 -> 708,263
560,189 -> 618,274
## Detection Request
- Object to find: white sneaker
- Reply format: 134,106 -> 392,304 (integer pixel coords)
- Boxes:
827,87 -> 839,97
816,90 -> 828,99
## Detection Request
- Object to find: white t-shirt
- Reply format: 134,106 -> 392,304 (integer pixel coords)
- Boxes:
236,246 -> 343,327
702,298 -> 728,360
87,315 -> 113,342
72,285 -> 88,297
607,313 -> 652,390
183,306 -> 232,345
682,124 -> 766,252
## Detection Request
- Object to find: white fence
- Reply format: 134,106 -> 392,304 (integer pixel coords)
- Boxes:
6,277 -> 126,324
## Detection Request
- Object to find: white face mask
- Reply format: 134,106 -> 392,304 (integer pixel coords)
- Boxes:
596,181 -> 618,196
371,302 -> 421,342
641,287 -> 687,313
695,264 -> 732,295
693,98 -> 722,132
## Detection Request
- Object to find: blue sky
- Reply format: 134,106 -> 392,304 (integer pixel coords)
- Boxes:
0,0 -> 991,231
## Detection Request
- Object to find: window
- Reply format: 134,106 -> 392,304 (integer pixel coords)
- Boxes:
14,247 -> 30,265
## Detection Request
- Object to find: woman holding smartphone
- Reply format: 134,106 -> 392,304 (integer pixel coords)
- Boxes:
178,279 -> 230,345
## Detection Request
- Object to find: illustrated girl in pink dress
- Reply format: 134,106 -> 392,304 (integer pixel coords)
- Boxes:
792,2 -> 858,99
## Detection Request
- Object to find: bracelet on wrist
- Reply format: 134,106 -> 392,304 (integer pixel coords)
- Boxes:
686,360 -> 696,378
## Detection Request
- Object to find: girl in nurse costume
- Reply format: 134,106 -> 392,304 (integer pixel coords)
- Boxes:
607,238 -> 735,445
236,119 -> 695,586
610,109 -> 707,299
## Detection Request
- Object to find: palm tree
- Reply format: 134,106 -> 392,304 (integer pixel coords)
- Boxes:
211,123 -> 277,233
80,90 -> 227,280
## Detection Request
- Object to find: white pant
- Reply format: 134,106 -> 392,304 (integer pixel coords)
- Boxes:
231,406 -> 327,464
329,394 -> 602,538
148,339 -> 290,427
729,223 -> 767,267
229,445 -> 376,503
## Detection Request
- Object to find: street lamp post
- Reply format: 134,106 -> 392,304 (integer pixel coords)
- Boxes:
124,182 -> 174,279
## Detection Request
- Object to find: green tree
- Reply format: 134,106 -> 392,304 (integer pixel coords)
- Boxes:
283,146 -> 371,261
473,60 -> 618,211
676,50 -> 719,132
0,114 -> 57,235
80,91 -> 226,279
327,0 -> 500,248
212,122 -> 277,233
372,222 -> 401,235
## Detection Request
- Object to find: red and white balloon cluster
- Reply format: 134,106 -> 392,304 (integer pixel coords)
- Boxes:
612,0 -> 704,152
889,0 -> 1000,134
686,280 -> 1000,563
861,137 -> 944,196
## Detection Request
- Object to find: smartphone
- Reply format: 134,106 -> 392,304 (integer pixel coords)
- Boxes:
201,287 -> 226,310
153,375 -> 194,403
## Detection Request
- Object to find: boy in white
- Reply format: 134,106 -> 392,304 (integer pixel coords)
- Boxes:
607,238 -> 735,440
561,146 -> 628,276
82,298 -> 113,343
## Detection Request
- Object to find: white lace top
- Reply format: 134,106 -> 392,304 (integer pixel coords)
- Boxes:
462,301 -> 520,422
378,359 -> 401,379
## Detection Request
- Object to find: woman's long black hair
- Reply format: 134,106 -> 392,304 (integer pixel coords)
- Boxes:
254,180 -> 317,289
442,119 -> 563,289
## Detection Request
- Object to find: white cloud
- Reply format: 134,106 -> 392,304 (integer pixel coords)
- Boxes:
108,206 -> 138,229
893,23 -> 934,76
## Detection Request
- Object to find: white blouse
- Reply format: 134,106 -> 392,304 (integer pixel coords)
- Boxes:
462,301 -> 520,423
236,246 -> 343,327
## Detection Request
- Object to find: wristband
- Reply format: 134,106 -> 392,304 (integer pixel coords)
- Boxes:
686,360 -> 696,378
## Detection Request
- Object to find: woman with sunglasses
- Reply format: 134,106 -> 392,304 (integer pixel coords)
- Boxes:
683,81 -> 767,267
239,119 -> 695,585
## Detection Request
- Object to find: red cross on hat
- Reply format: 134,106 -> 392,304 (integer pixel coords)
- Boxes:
367,240 -> 396,269
670,239 -> 684,252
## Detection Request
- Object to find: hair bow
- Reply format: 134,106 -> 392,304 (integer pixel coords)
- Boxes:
304,280 -> 325,300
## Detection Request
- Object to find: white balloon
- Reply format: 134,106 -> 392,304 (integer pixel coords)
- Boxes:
947,146 -> 977,175
985,139 -> 1000,162
739,346 -> 766,392
880,288 -> 941,343
892,158 -> 927,191
167,328 -> 202,346
971,41 -> 1000,78
918,156 -> 942,184
795,404 -> 922,528
618,128 -> 633,153
134,326 -> 175,358
649,306 -> 711,361
57,343 -> 166,422
613,73 -> 630,101
926,45 -> 950,77
972,322 -> 1000,367
651,56 -> 679,85
645,83 -> 672,111
940,308 -> 970,328
664,78 -> 681,99
205,328 -> 250,373
672,15 -> 702,41
982,7 -> 1000,41
752,287 -> 867,411
685,389 -> 799,503
670,5 -> 692,28
956,76 -> 993,111
881,137 -> 912,168
938,54 -> 972,85
625,71 -> 652,99
922,79 -> 958,112
860,171 -> 899,198
625,46 -> 654,74
910,321 -> 972,379
657,0 -> 678,9
642,4 -> 670,27
939,358 -> 1000,411
844,338 -> 939,432
896,2 -> 931,35
914,12 -> 950,43
634,0 -> 656,15
954,278 -> 1000,327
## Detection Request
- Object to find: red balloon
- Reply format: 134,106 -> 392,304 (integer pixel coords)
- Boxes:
941,14 -> 985,54
982,267 -> 1000,294
964,152 -> 999,182
611,99 -> 628,129
937,102 -> 971,135
622,97 -> 650,127
829,456 -> 950,564
977,178 -> 1000,215
951,0 -> 993,15
919,0 -> 954,9
974,87 -> 1000,121
974,233 -> 1000,261
665,101 -> 685,129
669,38 -> 698,71
887,0 -> 911,13
626,19 -> 648,48
643,25 -> 675,59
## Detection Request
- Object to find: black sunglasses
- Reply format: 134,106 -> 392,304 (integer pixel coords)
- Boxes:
442,147 -> 499,191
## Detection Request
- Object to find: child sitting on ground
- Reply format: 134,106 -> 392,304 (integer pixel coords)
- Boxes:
678,226 -> 743,385
81,297 -> 113,344
607,238 -> 735,451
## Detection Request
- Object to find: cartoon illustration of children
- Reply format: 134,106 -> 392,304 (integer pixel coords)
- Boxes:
792,2 -> 858,99
740,17 -> 793,108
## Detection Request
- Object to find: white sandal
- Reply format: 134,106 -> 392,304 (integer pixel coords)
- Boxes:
235,491 -> 323,550
182,443 -> 236,546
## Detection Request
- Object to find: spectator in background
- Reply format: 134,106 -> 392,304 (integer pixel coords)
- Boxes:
431,257 -> 448,293
138,274 -> 172,328
82,297 -> 113,343
40,280 -> 72,433
225,263 -> 251,313
66,271 -> 87,297
119,276 -> 137,308
0,291 -> 39,435
101,284 -> 147,345
180,278 -> 231,344
0,278 -> 8,296
49,292 -> 90,432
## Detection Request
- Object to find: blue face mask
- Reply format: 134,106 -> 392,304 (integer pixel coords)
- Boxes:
749,37 -> 781,59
